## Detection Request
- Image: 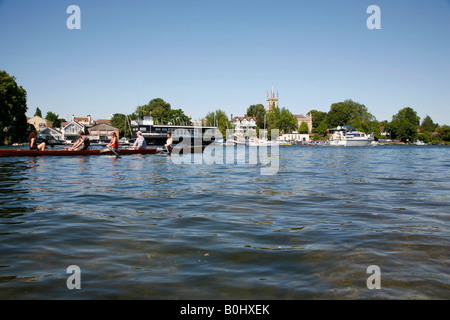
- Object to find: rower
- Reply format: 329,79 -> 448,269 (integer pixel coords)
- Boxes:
104,132 -> 119,151
28,132 -> 46,151
130,131 -> 147,150
164,133 -> 173,155
69,131 -> 91,151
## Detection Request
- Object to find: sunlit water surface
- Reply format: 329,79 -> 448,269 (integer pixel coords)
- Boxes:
0,145 -> 449,299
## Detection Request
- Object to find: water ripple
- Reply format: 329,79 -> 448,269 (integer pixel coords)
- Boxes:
0,145 -> 449,299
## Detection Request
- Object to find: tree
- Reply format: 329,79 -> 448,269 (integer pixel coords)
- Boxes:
246,104 -> 266,129
110,113 -> 128,138
205,109 -> 231,137
316,120 -> 329,136
308,109 -> 327,132
266,106 -> 297,135
326,99 -> 375,129
298,121 -> 309,134
438,125 -> 450,142
0,70 -> 28,145
34,107 -> 42,117
420,115 -> 438,133
136,98 -> 172,124
45,111 -> 61,128
390,107 -> 420,142
168,109 -> 191,126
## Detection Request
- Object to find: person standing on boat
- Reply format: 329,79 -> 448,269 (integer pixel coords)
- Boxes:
28,132 -> 46,151
164,133 -> 173,155
105,132 -> 119,151
130,131 -> 147,150
69,131 -> 91,151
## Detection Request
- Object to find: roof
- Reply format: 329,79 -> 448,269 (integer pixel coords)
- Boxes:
39,127 -> 62,134
95,119 -> 111,125
293,114 -> 311,120
89,123 -> 118,131
231,115 -> 256,122
63,120 -> 85,129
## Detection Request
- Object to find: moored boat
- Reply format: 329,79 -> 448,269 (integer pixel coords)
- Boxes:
328,126 -> 374,147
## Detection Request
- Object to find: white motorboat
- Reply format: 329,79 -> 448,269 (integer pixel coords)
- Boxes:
328,126 -> 375,147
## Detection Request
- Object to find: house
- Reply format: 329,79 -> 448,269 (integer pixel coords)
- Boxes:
88,123 -> 119,141
278,133 -> 310,143
72,115 -> 95,127
95,119 -> 111,125
27,116 -> 53,132
38,127 -> 62,143
230,114 -> 257,138
61,121 -> 86,142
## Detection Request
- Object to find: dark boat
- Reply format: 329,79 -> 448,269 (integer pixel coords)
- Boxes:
0,146 -> 205,157
130,116 -> 217,146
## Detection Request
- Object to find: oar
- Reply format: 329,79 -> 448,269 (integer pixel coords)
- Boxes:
109,146 -> 120,157
103,145 -> 120,157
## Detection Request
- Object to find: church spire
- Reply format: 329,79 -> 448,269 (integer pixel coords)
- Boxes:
266,86 -> 279,111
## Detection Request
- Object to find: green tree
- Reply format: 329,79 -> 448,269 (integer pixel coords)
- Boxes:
316,120 -> 329,136
0,70 -> 28,145
308,109 -> 327,132
168,109 -> 191,126
390,107 -> 420,142
136,98 -> 172,124
45,111 -> 62,128
417,132 -> 431,144
110,113 -> 129,138
298,121 -> 309,134
438,125 -> 450,142
279,108 -> 298,134
420,115 -> 438,133
369,120 -> 382,140
246,104 -> 266,129
266,106 -> 297,135
326,99 -> 375,129
34,107 -> 42,117
205,109 -> 230,137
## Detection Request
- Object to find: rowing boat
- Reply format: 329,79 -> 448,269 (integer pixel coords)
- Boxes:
0,146 -> 205,157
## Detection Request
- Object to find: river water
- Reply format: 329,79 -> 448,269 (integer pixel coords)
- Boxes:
0,145 -> 448,299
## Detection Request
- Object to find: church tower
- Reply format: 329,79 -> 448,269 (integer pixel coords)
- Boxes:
266,88 -> 278,111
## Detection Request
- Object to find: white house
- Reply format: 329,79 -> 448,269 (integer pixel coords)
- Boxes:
278,132 -> 310,143
230,114 -> 257,138
61,121 -> 85,142
38,127 -> 62,143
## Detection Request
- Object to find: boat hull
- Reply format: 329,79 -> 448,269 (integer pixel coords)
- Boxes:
329,138 -> 374,147
0,146 -> 204,157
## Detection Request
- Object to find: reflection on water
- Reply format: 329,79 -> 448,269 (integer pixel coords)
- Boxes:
0,145 -> 449,299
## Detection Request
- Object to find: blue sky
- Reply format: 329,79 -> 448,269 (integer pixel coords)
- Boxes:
1,0 -> 449,124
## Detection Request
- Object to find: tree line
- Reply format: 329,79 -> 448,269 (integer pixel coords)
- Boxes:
307,100 -> 449,143
1,69 -> 448,145
207,99 -> 449,144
